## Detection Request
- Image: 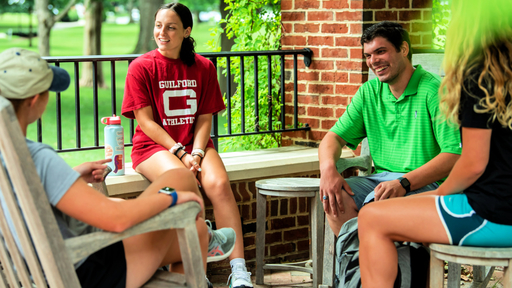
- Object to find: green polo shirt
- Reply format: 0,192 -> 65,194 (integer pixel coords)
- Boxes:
331,65 -> 461,175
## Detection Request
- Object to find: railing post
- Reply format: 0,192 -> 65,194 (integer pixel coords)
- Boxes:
211,57 -> 219,150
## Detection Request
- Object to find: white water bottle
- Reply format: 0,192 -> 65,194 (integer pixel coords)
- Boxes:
101,115 -> 125,176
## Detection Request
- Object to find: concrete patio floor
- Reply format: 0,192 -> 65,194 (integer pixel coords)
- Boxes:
209,266 -> 506,287
211,270 -> 313,288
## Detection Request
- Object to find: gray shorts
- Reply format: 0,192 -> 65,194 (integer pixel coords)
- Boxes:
345,172 -> 439,209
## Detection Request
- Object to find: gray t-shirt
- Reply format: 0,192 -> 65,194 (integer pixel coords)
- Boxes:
1,139 -> 89,268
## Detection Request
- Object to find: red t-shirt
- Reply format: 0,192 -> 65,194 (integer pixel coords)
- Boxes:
122,50 -> 226,168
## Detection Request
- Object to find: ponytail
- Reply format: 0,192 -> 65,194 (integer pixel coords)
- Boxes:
180,36 -> 196,66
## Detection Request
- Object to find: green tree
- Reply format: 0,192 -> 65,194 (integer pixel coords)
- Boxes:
208,0 -> 282,151
35,0 -> 76,56
432,0 -> 451,49
132,0 -> 162,54
179,0 -> 218,23
80,0 -> 105,88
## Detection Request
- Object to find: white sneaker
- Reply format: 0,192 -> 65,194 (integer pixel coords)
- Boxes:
227,263 -> 253,288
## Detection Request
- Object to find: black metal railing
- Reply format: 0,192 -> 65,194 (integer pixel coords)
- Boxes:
41,49 -> 312,153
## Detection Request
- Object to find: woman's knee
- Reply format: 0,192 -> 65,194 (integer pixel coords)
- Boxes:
358,204 -> 381,232
159,168 -> 197,190
202,175 -> 232,199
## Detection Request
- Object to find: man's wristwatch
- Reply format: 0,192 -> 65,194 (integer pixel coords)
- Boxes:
158,186 -> 178,208
397,177 -> 411,193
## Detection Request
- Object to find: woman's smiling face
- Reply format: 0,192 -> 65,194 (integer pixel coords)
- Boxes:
154,9 -> 191,59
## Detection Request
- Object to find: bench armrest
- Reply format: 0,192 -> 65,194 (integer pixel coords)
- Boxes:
65,201 -> 201,265
336,138 -> 372,176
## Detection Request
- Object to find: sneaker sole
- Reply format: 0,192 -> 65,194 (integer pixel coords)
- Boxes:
206,242 -> 236,263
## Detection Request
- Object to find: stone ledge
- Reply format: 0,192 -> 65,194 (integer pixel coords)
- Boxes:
105,145 -> 355,197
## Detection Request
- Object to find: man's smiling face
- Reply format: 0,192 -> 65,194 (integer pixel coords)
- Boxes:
363,36 -> 409,85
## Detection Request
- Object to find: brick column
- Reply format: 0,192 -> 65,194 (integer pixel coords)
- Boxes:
281,0 -> 433,148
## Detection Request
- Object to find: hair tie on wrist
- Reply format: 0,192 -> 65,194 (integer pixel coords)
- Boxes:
170,143 -> 184,155
179,151 -> 187,160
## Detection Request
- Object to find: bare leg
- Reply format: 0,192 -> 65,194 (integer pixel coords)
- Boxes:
122,170 -> 209,288
358,195 -> 449,288
325,189 -> 359,236
198,148 -> 245,260
136,151 -> 205,218
123,219 -> 208,288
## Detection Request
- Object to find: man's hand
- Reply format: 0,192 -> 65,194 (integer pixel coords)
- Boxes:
73,159 -> 111,183
320,168 -> 354,217
374,179 -> 406,201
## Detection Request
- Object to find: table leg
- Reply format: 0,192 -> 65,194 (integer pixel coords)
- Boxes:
256,190 -> 267,285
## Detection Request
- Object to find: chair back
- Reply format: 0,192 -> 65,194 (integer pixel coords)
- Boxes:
0,96 -> 80,287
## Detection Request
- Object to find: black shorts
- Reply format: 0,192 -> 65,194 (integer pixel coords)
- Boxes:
75,241 -> 127,288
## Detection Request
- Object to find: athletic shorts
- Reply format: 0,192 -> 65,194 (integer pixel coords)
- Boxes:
436,194 -> 512,247
345,172 -> 439,209
75,241 -> 127,288
131,139 -> 215,169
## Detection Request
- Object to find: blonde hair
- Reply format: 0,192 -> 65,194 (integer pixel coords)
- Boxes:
439,0 -> 512,128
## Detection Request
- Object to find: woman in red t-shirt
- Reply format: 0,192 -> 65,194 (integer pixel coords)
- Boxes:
122,3 -> 252,287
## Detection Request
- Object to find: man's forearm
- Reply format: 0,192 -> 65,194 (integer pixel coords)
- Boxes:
319,132 -> 347,173
402,152 -> 460,190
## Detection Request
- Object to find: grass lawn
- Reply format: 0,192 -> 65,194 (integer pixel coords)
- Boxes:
0,13 -> 229,167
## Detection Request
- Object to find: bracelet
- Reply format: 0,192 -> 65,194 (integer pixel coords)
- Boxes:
191,152 -> 204,159
179,151 -> 188,161
191,148 -> 205,158
169,143 -> 184,155
175,146 -> 185,156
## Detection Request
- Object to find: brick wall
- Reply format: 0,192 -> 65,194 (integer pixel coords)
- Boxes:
282,0 -> 433,147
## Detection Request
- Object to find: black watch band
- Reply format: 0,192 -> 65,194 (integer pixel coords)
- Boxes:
397,177 -> 411,193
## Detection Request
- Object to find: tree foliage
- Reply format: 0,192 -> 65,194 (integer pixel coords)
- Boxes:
208,0 -> 282,151
179,0 -> 218,14
432,0 -> 451,49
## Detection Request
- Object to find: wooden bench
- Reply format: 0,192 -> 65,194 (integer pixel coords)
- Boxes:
105,145 -> 355,198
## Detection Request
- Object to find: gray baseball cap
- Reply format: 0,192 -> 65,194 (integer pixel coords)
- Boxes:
0,48 -> 70,99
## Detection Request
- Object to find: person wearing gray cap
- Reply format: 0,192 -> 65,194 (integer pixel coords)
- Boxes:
0,48 -> 212,288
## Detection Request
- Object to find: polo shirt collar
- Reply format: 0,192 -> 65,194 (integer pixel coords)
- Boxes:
402,64 -> 425,98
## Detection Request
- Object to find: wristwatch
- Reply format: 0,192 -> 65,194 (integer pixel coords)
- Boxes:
397,177 -> 411,193
158,187 -> 178,208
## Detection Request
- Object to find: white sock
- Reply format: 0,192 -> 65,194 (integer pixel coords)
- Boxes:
230,258 -> 246,271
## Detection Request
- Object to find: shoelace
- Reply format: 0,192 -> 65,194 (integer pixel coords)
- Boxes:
226,265 -> 252,285
206,220 -> 227,245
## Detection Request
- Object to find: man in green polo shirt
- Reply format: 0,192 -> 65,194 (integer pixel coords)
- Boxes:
319,21 -> 462,236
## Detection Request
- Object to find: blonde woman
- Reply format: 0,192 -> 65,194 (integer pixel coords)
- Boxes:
357,0 -> 512,286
